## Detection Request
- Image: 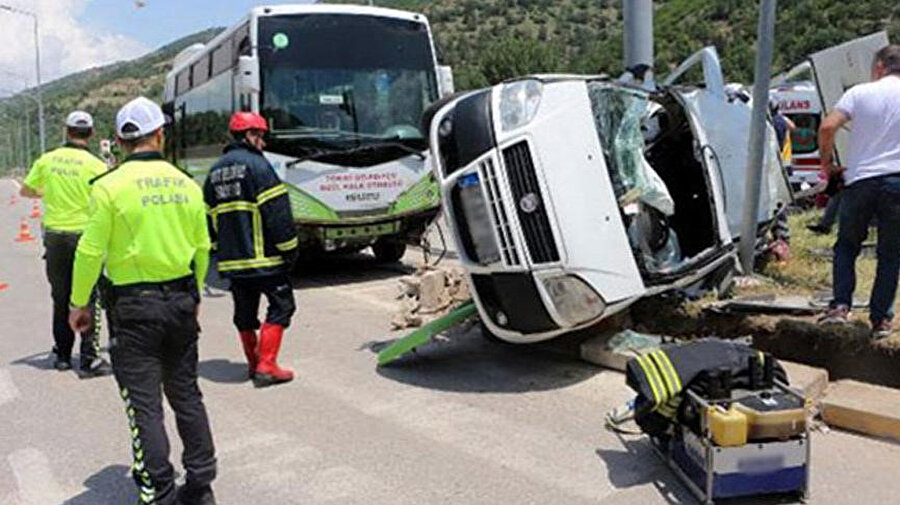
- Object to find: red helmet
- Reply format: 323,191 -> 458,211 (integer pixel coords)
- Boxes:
228,112 -> 268,133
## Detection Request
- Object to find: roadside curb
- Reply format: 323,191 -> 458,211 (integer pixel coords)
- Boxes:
821,380 -> 900,443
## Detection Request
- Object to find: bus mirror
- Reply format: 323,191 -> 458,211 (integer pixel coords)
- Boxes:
237,55 -> 261,95
438,66 -> 455,98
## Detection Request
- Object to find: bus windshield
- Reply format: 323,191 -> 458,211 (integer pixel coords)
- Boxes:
258,14 -> 438,148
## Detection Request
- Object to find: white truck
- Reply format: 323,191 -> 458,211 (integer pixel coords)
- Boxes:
428,48 -> 791,344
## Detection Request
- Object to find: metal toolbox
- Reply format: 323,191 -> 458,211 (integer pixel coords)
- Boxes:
651,382 -> 811,504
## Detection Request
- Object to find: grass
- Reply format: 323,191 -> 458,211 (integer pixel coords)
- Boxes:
741,210 -> 881,309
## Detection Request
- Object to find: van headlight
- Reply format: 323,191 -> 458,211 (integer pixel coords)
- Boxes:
499,80 -> 543,132
542,275 -> 606,327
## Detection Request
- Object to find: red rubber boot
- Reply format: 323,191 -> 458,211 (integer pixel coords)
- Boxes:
253,323 -> 294,388
238,330 -> 258,380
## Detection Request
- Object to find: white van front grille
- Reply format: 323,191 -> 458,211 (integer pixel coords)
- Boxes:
480,157 -> 521,266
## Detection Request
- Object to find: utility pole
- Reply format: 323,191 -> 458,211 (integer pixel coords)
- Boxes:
739,0 -> 778,274
623,0 -> 654,86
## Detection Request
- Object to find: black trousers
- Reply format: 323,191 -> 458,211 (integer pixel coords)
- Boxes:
43,230 -> 100,363
107,280 -> 216,505
230,274 -> 297,330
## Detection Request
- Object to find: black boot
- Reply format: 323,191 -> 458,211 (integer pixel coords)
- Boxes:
176,485 -> 216,505
78,357 -> 112,379
52,346 -> 72,371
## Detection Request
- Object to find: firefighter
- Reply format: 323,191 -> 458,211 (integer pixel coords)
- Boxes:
204,111 -> 298,388
20,111 -> 110,376
68,97 -> 217,505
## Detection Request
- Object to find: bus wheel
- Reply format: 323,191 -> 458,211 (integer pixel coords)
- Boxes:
372,239 -> 406,263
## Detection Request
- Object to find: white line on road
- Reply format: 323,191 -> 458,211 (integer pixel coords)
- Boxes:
303,283 -> 398,311
0,368 -> 20,406
8,448 -> 66,505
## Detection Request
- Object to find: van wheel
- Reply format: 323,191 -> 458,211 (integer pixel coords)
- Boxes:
478,321 -> 511,345
372,239 -> 406,263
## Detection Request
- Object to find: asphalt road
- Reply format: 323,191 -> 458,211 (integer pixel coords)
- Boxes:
1,178 -> 899,505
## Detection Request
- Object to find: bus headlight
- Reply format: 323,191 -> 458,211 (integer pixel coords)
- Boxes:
499,80 -> 543,132
542,275 -> 606,327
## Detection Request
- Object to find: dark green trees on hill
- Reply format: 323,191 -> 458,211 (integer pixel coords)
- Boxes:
2,0 -> 899,174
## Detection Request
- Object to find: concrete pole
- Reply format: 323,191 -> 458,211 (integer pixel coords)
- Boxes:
33,13 -> 45,153
23,105 -> 30,167
739,0 -> 778,274
623,0 -> 654,82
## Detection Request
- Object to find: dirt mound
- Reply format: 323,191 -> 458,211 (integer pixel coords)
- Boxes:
628,296 -> 900,388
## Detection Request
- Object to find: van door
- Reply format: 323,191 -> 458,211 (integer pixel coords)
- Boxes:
808,31 -> 890,166
673,88 -> 791,241
665,47 -> 791,242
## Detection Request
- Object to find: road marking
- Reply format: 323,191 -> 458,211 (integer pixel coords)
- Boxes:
303,283 -> 398,311
299,358 -> 615,502
0,368 -> 20,406
8,448 -> 66,505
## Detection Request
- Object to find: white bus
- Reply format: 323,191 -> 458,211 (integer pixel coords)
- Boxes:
164,4 -> 453,262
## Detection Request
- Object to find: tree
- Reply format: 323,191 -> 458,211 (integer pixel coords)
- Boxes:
478,36 -> 563,85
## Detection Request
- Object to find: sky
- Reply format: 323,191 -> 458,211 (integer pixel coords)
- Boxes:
0,0 -> 316,96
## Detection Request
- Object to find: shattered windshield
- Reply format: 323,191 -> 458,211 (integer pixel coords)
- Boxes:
587,83 -> 674,216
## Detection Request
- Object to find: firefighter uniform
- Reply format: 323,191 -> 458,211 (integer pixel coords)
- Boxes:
70,98 -> 216,504
204,113 -> 298,388
22,111 -> 107,373
625,339 -> 788,437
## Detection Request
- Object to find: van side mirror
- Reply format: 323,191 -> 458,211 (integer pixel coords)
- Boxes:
237,55 -> 261,95
438,66 -> 455,98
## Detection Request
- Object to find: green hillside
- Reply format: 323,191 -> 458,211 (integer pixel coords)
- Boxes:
2,1 -> 899,174
349,0 -> 899,87
0,28 -> 223,174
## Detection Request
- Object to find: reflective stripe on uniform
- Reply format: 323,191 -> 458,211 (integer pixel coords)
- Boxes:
253,207 -> 264,258
119,386 -> 157,503
209,200 -> 256,215
658,351 -> 682,392
276,237 -> 299,252
209,199 -> 273,266
635,354 -> 664,408
649,351 -> 676,399
257,184 -> 287,205
653,350 -> 683,394
218,256 -> 285,272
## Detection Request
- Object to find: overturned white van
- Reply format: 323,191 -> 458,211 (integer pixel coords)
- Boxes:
428,48 -> 791,344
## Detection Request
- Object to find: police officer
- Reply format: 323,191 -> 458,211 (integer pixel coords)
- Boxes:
20,111 -> 110,376
204,112 -> 297,388
68,97 -> 216,505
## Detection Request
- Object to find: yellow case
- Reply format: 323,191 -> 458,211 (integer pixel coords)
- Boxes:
708,406 -> 748,447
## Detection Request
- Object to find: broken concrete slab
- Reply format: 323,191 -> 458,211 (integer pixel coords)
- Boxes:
419,269 -> 451,314
821,380 -> 900,442
781,361 -> 829,401
710,295 -> 823,316
580,329 -> 664,372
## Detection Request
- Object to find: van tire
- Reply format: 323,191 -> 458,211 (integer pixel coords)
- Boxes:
478,321 -> 512,345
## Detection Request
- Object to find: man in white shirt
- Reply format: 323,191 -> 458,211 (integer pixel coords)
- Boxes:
819,45 -> 900,339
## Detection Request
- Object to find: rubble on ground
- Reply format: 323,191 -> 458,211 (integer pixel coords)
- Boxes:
391,266 -> 471,330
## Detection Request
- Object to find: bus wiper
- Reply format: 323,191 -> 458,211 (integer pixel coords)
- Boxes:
285,147 -> 346,168
286,139 -> 425,168
361,141 -> 426,160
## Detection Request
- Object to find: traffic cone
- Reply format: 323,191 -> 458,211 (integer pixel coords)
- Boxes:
0,282 -> 8,292
14,218 -> 36,243
29,201 -> 41,219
